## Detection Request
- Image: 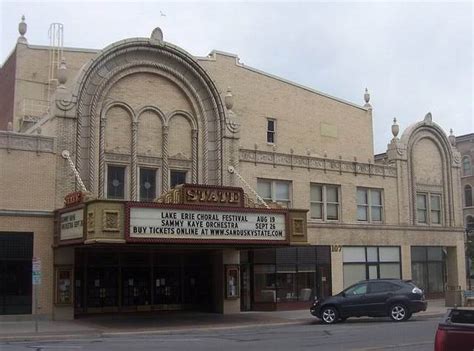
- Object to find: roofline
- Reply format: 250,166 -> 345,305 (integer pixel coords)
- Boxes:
25,43 -> 100,54
197,50 -> 369,112
456,133 -> 474,142
13,42 -> 369,111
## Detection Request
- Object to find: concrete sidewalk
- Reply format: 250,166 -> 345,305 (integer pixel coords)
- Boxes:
0,299 -> 450,342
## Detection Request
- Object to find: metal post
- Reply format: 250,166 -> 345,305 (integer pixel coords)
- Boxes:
34,285 -> 38,333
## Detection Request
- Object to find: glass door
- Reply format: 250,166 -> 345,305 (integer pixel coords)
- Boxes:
86,267 -> 118,310
122,267 -> 151,308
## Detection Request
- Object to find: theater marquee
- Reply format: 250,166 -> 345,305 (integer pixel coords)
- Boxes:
127,206 -> 287,242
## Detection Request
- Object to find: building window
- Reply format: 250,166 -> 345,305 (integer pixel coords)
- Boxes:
356,188 -> 383,222
342,246 -> 401,288
247,246 -> 332,308
107,165 -> 125,199
411,246 -> 446,295
416,192 -> 442,225
170,170 -> 187,189
139,168 -> 157,202
257,179 -> 291,207
310,184 -> 340,221
463,157 -> 472,177
416,194 -> 427,223
465,185 -> 473,207
267,118 -> 276,144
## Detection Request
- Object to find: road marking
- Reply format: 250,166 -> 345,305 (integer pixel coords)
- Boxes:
350,341 -> 432,351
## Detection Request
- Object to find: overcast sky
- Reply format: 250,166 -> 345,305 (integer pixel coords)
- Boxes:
0,0 -> 472,153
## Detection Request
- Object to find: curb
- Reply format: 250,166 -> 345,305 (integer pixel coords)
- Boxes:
0,320 -> 307,342
0,312 -> 446,343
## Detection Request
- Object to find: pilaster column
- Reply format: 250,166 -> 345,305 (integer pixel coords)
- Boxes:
131,121 -> 138,201
192,129 -> 198,183
162,125 -> 169,193
98,116 -> 107,198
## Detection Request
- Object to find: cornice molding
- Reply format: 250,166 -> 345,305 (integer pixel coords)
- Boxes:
239,149 -> 397,178
0,131 -> 55,154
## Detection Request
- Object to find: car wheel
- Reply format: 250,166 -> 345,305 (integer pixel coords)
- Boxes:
321,306 -> 338,324
389,304 -> 408,322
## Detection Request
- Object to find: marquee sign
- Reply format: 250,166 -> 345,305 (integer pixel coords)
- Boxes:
127,205 -> 287,243
60,209 -> 84,241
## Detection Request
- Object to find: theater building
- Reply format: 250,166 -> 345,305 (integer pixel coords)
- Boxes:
0,19 -> 466,319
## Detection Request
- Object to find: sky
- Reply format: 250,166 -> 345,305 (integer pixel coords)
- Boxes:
0,0 -> 472,154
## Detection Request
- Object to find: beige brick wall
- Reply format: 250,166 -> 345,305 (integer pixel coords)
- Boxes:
13,44 -> 97,131
169,114 -> 192,159
105,106 -> 132,154
106,72 -> 193,116
0,149 -> 56,211
413,137 -> 443,185
138,111 -> 162,157
199,53 -> 374,162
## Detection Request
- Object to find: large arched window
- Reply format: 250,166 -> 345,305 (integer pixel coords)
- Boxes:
463,156 -> 472,177
465,185 -> 473,207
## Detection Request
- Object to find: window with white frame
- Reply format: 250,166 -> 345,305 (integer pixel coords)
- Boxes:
257,179 -> 291,208
139,168 -> 157,201
310,184 -> 340,221
463,157 -> 472,177
416,192 -> 442,225
266,118 -> 276,144
342,246 -> 401,288
107,165 -> 126,200
356,188 -> 383,222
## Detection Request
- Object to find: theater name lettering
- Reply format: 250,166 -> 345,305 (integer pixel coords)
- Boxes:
130,208 -> 285,241
183,187 -> 242,207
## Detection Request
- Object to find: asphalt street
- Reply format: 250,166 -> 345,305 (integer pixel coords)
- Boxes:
0,315 -> 439,351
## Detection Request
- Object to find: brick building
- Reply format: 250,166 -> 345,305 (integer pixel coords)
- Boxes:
0,18 -> 466,319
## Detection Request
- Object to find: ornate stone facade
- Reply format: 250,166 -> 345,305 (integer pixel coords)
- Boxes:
0,23 -> 467,318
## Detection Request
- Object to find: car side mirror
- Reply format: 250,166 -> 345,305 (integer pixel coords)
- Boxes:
341,292 -> 346,297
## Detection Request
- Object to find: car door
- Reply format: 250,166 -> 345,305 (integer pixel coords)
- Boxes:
339,283 -> 368,317
366,282 -> 398,315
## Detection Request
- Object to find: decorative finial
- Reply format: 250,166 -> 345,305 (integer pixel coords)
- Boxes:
448,129 -> 456,146
7,121 -> 13,131
18,15 -> 27,43
57,57 -> 68,87
364,88 -> 372,109
224,87 -> 234,110
391,117 -> 399,139
424,112 -> 432,124
150,27 -> 163,43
